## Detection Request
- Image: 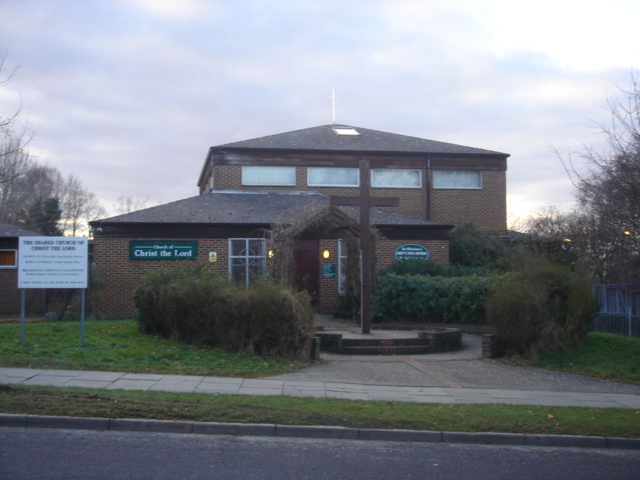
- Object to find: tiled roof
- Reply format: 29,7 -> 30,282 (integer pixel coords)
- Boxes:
94,192 -> 450,228
213,124 -> 508,156
0,222 -> 43,238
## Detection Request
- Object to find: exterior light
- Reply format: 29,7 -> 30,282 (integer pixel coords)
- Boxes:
563,238 -> 571,243
268,250 -> 274,258
624,231 -> 632,236
323,249 -> 330,259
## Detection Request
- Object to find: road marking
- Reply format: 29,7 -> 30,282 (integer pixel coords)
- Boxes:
397,356 -> 462,388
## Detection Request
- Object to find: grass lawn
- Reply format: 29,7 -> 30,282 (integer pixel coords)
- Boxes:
0,319 -> 298,377
1,384 -> 639,438
536,332 -> 640,385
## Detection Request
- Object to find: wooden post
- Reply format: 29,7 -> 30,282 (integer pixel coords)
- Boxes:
329,163 -> 398,335
359,161 -> 372,334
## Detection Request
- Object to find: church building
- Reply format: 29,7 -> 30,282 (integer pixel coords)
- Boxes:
90,125 -> 509,319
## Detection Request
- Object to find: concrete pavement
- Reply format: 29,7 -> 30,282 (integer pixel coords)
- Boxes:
2,365 -> 640,408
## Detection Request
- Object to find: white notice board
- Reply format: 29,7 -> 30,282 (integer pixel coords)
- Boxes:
18,236 -> 89,289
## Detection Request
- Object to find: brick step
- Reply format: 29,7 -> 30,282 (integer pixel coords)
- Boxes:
316,329 -> 463,356
341,338 -> 427,348
335,344 -> 436,355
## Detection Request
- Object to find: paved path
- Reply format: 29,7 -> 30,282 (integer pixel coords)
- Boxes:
2,366 -> 639,409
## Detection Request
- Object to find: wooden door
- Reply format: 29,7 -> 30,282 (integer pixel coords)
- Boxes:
293,239 -> 320,306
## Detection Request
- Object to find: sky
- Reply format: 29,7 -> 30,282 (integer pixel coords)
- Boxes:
1,0 -> 639,225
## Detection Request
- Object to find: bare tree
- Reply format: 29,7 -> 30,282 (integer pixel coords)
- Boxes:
113,194 -> 149,215
59,174 -> 106,236
558,71 -> 640,282
0,51 -> 33,186
0,163 -> 63,227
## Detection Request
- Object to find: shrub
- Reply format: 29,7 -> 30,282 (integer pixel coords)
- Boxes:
485,255 -> 598,359
133,265 -> 316,360
378,258 -> 492,278
450,223 -> 507,269
372,273 -> 499,324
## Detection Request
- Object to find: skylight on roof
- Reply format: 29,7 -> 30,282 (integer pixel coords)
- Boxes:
332,127 -> 360,136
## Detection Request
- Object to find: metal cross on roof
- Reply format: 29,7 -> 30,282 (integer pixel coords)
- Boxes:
330,160 -> 399,334
327,89 -> 340,124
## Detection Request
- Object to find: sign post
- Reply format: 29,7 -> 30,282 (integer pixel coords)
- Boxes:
18,237 -> 89,345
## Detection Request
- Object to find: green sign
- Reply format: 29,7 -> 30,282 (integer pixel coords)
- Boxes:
130,241 -> 197,260
394,244 -> 430,261
322,263 -> 337,278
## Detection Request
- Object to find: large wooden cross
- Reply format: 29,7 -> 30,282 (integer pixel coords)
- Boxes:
329,160 -> 399,334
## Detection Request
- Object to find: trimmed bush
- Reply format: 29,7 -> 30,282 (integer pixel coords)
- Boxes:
133,266 -> 316,360
372,273 -> 499,324
378,258 -> 492,278
485,256 -> 598,359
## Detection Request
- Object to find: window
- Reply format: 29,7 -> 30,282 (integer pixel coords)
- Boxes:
228,238 -> 266,287
242,166 -> 296,186
372,169 -> 421,188
308,168 -> 359,187
332,127 -> 360,136
338,240 -> 348,294
0,250 -> 17,268
433,170 -> 482,189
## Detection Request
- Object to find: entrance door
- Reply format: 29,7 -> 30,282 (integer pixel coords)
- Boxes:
293,239 -> 320,306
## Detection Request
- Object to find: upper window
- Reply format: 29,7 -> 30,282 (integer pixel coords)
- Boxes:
308,168 -> 359,187
228,238 -> 266,288
433,170 -> 482,189
0,250 -> 17,269
242,166 -> 296,186
372,169 -> 421,188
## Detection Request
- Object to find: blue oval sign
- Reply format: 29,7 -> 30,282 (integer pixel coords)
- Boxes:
394,244 -> 430,261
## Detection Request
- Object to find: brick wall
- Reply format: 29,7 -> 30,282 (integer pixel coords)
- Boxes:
0,269 -> 45,314
212,165 -> 428,219
94,237 -> 229,319
94,235 -> 448,319
376,239 -> 449,270
211,165 -> 506,233
429,170 -> 507,234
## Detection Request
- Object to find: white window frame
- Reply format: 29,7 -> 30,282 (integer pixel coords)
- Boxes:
0,249 -> 17,269
228,238 -> 266,288
432,170 -> 482,189
242,166 -> 296,186
307,167 -> 359,187
371,169 -> 422,189
338,239 -> 347,294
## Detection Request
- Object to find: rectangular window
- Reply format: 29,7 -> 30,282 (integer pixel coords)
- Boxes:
242,166 -> 296,186
228,238 -> 266,287
372,169 -> 421,188
308,168 -> 359,187
433,170 -> 482,189
0,250 -> 17,268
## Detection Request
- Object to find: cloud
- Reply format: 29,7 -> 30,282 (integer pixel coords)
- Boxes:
0,0 -> 638,219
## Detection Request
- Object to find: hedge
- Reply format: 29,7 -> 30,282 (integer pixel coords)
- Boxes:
372,273 -> 500,324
